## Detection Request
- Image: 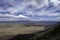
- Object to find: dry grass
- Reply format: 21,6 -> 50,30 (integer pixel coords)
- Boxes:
0,23 -> 46,36
0,23 -> 47,40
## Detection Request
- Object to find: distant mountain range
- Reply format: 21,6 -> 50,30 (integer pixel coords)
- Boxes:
0,20 -> 59,26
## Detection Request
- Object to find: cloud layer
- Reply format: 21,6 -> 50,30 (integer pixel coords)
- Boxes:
0,0 -> 60,21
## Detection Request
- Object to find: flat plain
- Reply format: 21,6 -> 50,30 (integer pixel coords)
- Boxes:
0,23 -> 46,40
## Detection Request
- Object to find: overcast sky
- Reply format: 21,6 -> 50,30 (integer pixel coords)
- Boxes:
0,0 -> 60,21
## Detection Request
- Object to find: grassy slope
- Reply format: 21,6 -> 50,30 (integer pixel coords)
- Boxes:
29,22 -> 60,40
0,23 -> 46,40
9,22 -> 60,40
0,22 -> 60,40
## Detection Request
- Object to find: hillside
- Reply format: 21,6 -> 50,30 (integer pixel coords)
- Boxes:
8,22 -> 60,40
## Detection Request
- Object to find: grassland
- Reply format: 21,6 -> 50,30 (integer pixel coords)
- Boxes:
0,23 -> 46,40
0,22 -> 59,40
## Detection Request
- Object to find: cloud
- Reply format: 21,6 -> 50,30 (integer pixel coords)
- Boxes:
50,0 -> 60,6
0,0 -> 60,21
56,17 -> 60,21
0,14 -> 29,21
0,14 -> 29,18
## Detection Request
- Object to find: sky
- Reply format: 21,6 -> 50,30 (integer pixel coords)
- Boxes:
0,0 -> 60,21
